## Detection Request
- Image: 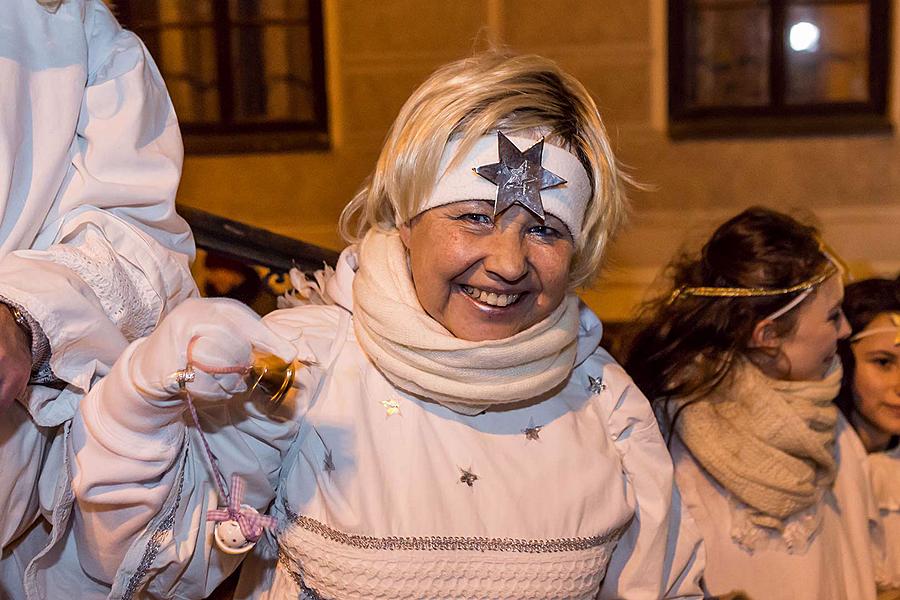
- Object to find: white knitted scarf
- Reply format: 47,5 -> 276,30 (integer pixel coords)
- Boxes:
675,359 -> 842,534
352,229 -> 581,415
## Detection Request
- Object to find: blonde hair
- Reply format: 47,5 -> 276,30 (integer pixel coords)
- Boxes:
339,50 -> 630,289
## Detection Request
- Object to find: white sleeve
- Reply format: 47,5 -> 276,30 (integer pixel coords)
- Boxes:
597,371 -> 706,600
0,0 -> 195,425
69,313 -> 321,597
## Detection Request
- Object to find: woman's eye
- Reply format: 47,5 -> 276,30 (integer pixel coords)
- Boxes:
458,213 -> 492,225
871,357 -> 895,369
528,225 -> 562,239
827,310 -> 843,324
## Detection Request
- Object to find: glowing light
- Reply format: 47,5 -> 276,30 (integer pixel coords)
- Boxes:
789,22 -> 820,52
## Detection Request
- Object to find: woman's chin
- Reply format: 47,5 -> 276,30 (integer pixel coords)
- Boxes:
445,319 -> 529,342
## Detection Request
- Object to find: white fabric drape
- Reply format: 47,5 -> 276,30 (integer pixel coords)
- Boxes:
0,1 -> 196,596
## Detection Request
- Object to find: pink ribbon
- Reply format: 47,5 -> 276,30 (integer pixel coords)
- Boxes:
180,336 -> 278,544
206,475 -> 278,543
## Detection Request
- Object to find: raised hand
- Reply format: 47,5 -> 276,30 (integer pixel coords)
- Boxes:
129,297 -> 297,404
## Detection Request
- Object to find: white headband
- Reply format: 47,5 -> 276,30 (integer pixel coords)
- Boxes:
850,313 -> 900,345
419,133 -> 592,240
762,248 -> 844,321
762,287 -> 816,321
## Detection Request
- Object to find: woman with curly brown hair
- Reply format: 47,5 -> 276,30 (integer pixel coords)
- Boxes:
626,207 -> 877,600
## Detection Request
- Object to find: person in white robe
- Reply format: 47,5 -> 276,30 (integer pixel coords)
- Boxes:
0,1 -> 195,597
60,52 -> 705,599
626,207 -> 880,600
836,277 -> 900,595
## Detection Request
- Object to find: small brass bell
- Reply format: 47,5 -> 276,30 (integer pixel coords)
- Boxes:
249,355 -> 296,408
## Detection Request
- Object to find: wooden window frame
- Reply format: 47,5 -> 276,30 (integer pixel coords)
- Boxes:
668,0 -> 892,139
117,0 -> 329,154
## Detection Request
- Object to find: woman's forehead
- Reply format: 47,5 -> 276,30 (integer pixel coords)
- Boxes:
868,311 -> 900,329
855,332 -> 899,353
855,312 -> 900,349
794,275 -> 843,323
815,275 -> 845,306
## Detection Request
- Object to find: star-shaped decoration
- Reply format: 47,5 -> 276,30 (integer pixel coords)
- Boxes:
523,418 -> 543,441
458,467 -> 479,487
381,398 -> 402,417
588,375 -> 606,394
475,132 -> 566,220
323,449 -> 335,475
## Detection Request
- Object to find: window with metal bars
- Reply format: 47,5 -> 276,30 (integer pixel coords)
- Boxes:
668,0 -> 891,138
115,0 -> 328,153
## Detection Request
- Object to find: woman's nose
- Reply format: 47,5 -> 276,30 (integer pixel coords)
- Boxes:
482,230 -> 528,282
837,313 -> 852,340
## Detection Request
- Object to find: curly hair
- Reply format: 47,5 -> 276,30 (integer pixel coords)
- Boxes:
624,207 -> 832,430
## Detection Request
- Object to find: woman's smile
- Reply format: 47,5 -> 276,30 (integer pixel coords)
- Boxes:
458,284 -> 523,308
400,200 -> 574,341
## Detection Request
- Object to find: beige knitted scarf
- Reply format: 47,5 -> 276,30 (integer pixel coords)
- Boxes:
675,359 -> 842,531
352,229 -> 581,415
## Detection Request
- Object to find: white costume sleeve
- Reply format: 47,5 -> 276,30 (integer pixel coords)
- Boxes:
69,303 -> 322,599
597,370 -> 706,600
0,0 -> 196,428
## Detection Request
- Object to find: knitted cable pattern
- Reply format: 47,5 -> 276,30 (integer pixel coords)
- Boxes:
277,510 -> 626,600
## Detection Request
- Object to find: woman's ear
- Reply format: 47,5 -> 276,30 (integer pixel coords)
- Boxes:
749,319 -> 782,350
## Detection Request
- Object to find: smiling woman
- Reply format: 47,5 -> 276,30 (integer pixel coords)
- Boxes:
836,277 -> 900,593
625,207 -> 879,600
61,51 -> 704,600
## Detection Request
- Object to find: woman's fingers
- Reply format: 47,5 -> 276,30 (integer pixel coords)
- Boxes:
208,299 -> 298,364
165,298 -> 297,401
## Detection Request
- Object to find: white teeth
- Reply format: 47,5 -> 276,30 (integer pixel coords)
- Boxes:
461,285 -> 519,307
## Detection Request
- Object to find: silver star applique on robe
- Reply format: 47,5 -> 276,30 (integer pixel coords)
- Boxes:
588,375 -> 606,394
523,418 -> 543,441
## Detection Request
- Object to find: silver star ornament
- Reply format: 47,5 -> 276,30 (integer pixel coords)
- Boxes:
523,418 -> 543,441
381,398 -> 402,417
588,375 -> 606,394
475,132 -> 566,220
458,467 -> 479,487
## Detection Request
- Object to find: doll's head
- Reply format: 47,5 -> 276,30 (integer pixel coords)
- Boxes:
340,50 -> 628,290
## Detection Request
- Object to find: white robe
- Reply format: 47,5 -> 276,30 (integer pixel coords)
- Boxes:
0,1 -> 195,597
868,445 -> 900,591
671,418 -> 879,600
65,249 -> 705,600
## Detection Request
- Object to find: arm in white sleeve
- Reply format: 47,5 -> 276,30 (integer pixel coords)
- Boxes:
597,368 -> 706,600
0,0 -> 195,423
71,339 -> 186,581
70,299 -> 311,594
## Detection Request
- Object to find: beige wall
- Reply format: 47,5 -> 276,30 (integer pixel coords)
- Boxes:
177,0 -> 900,321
